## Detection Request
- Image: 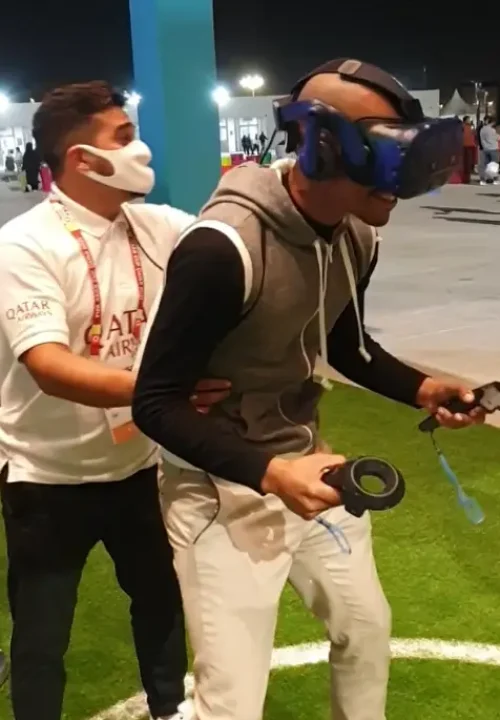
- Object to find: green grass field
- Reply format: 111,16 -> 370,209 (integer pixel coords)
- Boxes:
1,384 -> 500,719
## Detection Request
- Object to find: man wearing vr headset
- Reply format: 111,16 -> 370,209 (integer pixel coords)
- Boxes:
133,59 -> 483,720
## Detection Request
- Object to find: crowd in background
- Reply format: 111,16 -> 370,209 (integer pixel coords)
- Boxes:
461,114 -> 500,184
241,131 -> 267,156
1,143 -> 52,192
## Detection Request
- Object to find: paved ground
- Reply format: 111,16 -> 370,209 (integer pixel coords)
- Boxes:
366,183 -> 500,388
0,180 -> 41,224
1,179 -> 499,416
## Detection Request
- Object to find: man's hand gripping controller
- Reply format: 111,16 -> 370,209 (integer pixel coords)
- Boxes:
419,381 -> 500,433
322,457 -> 406,518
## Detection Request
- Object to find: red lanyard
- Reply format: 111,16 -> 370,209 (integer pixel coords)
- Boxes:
50,198 -> 145,357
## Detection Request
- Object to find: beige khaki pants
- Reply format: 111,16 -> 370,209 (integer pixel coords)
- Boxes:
161,462 -> 391,720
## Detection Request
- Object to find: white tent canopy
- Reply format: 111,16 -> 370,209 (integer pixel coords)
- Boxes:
441,89 -> 476,117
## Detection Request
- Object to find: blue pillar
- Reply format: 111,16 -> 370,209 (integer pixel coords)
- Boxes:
128,0 -> 220,213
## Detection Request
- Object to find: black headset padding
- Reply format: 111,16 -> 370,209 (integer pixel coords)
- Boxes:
315,128 -> 339,180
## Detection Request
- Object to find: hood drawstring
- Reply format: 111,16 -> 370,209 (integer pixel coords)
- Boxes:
272,161 -> 372,381
313,233 -> 372,390
314,240 -> 333,390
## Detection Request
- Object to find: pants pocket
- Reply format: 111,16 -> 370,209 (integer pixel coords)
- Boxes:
160,464 -> 221,551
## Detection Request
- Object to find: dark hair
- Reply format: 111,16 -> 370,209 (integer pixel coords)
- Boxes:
33,81 -> 125,176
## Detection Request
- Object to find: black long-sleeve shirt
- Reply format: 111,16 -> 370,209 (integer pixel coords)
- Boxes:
133,227 -> 427,491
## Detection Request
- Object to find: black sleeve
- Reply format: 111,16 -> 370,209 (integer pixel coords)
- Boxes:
132,227 -> 272,491
327,247 -> 428,407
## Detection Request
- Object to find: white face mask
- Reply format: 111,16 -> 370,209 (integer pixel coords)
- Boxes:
75,140 -> 155,196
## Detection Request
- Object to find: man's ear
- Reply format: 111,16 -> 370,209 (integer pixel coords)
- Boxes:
66,145 -> 91,174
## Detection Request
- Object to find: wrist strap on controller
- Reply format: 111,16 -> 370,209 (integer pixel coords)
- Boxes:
429,433 -> 484,525
418,384 -> 496,525
317,456 -> 405,555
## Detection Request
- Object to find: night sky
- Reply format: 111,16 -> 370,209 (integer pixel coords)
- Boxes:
3,1 -> 500,101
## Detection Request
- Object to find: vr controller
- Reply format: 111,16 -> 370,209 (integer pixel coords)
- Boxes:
322,457 -> 406,518
419,381 -> 500,433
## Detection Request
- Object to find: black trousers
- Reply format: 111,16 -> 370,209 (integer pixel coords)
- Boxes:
1,465 -> 187,720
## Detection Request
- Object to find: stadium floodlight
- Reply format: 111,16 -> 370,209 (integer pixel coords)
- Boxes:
0,93 -> 10,113
212,86 -> 231,108
239,74 -> 264,97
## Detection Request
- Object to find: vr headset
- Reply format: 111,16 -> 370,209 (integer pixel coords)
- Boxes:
274,58 -> 462,199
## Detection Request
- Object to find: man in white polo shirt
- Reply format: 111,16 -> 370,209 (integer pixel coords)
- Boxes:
0,81 -> 221,720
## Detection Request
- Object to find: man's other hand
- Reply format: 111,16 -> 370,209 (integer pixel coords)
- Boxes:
416,377 -> 486,429
190,379 -> 231,414
261,453 -> 346,519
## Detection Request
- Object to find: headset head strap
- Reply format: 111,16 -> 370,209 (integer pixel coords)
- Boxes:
290,58 -> 424,122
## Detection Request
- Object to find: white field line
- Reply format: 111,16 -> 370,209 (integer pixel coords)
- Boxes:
89,637 -> 500,720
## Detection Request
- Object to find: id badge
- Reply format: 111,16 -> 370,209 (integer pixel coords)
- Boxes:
104,406 -> 140,445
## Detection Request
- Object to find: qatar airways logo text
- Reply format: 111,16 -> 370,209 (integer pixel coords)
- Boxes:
5,300 -> 52,322
84,308 -> 147,361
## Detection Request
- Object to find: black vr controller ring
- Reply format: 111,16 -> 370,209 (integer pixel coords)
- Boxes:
322,456 -> 406,518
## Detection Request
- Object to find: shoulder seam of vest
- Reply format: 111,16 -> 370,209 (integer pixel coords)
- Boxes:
176,219 -> 253,305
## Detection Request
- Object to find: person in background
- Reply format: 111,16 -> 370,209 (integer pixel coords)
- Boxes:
462,116 -> 476,184
21,141 -> 41,191
14,147 -> 23,173
241,134 -> 251,156
479,115 -> 499,184
259,131 -> 268,151
0,81 -> 225,720
5,150 -> 16,177
476,116 -> 484,169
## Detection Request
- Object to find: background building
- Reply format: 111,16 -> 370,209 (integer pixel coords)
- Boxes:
0,103 -> 38,166
217,90 -> 441,154
0,102 -> 140,169
0,89 -> 440,167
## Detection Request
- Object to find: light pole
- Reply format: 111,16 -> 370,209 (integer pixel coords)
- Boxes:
239,74 -> 264,98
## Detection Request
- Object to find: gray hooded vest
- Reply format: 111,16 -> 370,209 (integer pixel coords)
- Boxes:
175,160 -> 377,462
